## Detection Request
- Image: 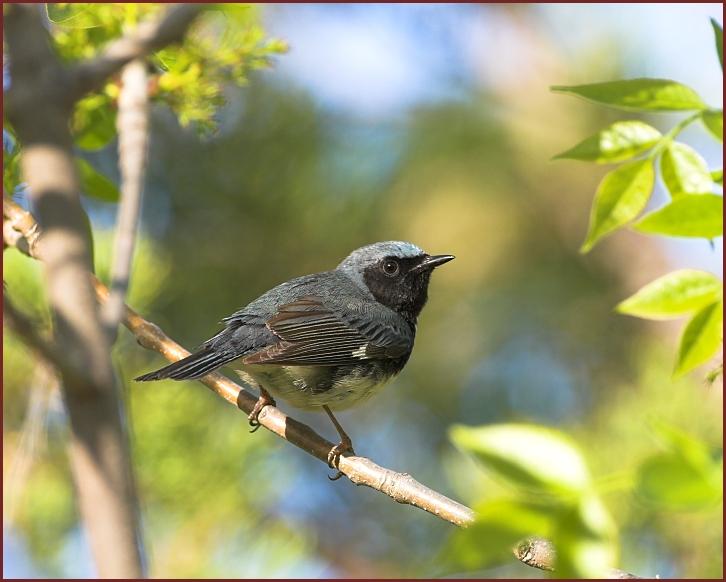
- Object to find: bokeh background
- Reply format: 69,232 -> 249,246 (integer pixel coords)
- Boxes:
3,3 -> 723,578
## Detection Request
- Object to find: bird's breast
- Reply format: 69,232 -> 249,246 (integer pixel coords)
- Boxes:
236,362 -> 398,411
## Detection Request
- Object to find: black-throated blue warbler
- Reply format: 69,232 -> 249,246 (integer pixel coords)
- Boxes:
136,241 -> 454,474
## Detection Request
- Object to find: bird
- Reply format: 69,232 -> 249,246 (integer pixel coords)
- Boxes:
135,241 -> 454,476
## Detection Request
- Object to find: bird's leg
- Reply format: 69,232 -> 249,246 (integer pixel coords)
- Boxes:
248,387 -> 276,433
323,405 -> 355,480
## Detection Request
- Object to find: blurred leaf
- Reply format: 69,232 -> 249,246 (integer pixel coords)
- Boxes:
77,157 -> 120,202
553,121 -> 661,163
48,3 -> 284,138
634,194 -> 723,239
92,230 -> 171,310
46,3 -> 104,28
3,126 -> 22,193
712,169 -> 723,185
551,79 -> 706,111
701,110 -> 723,142
450,424 -> 591,494
660,142 -> 714,197
675,299 -> 723,376
16,461 -> 76,566
712,18 -> 723,70
444,499 -> 555,570
617,269 -> 723,320
636,453 -> 722,510
706,363 -> 723,385
649,419 -> 718,469
555,493 -> 617,578
581,159 -> 654,252
3,125 -> 18,155
2,248 -> 51,324
72,94 -> 117,150
3,146 -> 22,195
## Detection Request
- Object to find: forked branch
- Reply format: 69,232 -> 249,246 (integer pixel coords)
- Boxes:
69,4 -> 203,100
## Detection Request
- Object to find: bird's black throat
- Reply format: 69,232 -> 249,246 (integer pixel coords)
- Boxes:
362,257 -> 433,324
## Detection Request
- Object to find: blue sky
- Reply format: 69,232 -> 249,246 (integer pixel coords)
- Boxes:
264,3 -> 723,275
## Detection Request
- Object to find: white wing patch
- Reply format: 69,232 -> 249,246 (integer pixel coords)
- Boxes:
351,344 -> 370,359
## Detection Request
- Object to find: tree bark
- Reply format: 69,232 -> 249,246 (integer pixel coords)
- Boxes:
4,4 -> 202,576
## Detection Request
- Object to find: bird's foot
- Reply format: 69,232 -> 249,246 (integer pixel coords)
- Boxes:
248,390 -> 276,433
322,405 -> 355,480
326,438 -> 355,481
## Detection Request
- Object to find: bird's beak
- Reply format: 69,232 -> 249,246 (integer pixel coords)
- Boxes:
413,254 -> 455,272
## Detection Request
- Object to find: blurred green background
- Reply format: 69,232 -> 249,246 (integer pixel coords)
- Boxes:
3,3 -> 723,578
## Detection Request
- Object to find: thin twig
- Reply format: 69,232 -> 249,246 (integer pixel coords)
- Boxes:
3,197 -> 644,578
96,277 -> 477,526
103,59 -> 149,342
5,196 -> 473,525
69,4 -> 204,101
3,365 -> 55,528
4,296 -> 72,377
514,537 -> 556,571
514,539 -> 647,580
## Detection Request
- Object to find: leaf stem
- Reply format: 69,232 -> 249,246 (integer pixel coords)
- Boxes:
649,112 -> 703,159
593,470 -> 635,495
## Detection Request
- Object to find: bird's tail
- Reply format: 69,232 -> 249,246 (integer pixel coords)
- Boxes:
135,347 -> 236,382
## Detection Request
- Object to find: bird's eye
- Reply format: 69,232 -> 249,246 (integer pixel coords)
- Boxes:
381,259 -> 400,277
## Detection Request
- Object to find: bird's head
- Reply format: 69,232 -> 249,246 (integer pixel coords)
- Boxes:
337,241 -> 454,322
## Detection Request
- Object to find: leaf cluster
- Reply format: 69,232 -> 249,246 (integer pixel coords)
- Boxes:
447,424 -> 617,577
4,3 -> 287,205
553,19 -> 723,376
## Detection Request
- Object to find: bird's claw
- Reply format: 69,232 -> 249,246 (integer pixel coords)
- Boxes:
326,441 -> 354,480
247,391 -> 276,433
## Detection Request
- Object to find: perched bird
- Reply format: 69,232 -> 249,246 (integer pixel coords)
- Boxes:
136,241 -> 454,475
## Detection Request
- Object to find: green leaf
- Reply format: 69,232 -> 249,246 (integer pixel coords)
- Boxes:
660,142 -> 714,197
712,18 -> 723,70
444,500 -> 555,570
3,134 -> 22,195
555,493 -> 617,578
553,121 -> 661,163
649,419 -> 718,470
634,194 -> 723,239
616,269 -> 723,320
46,3 -> 104,28
77,158 -> 120,203
675,299 -> 723,376
72,94 -> 117,151
702,109 -> 723,142
706,363 -> 723,385
581,159 -> 654,252
551,79 -> 706,112
636,453 -> 722,510
449,424 -> 591,494
712,169 -> 723,185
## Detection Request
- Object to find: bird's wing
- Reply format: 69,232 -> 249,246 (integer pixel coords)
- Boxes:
242,296 -> 412,366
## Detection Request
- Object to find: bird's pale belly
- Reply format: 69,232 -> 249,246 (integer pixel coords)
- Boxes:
235,363 -> 395,411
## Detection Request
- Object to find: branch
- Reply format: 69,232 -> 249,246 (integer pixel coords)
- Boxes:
4,294 -> 75,380
102,59 -> 149,342
514,537 -> 556,571
69,4 -> 204,100
104,276 -> 477,525
4,4 -> 147,576
5,196 -> 473,526
4,198 -> 645,578
513,538 -> 646,579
